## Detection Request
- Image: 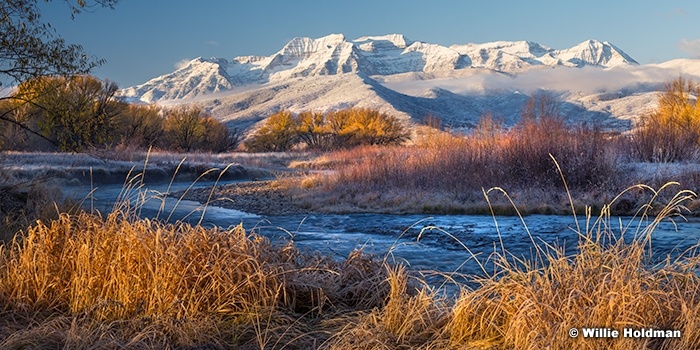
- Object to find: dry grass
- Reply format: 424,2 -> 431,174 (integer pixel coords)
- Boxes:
0,206 -> 390,348
292,115 -> 700,216
442,183 -> 698,350
317,182 -> 700,350
2,161 -> 700,348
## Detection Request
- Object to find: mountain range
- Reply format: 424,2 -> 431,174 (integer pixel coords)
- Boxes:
120,34 -> 700,133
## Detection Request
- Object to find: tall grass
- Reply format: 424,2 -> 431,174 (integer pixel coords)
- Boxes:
323,183 -> 700,349
2,162 -> 700,348
0,208 -> 390,348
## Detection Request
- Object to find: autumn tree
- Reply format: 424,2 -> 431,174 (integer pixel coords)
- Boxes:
295,111 -> 332,150
11,75 -> 124,151
340,108 -> 409,147
0,99 -> 32,150
245,110 -> 297,152
113,104 -> 164,148
633,77 -> 700,162
246,108 -> 409,152
199,117 -> 240,152
162,105 -> 207,152
0,0 -> 118,137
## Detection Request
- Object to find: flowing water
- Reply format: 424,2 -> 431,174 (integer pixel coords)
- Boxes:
66,180 -> 700,293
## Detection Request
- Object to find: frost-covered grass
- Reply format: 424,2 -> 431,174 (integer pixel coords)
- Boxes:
0,150 -> 306,171
0,150 -> 281,185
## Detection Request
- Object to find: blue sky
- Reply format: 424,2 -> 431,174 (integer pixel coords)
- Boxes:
42,0 -> 700,87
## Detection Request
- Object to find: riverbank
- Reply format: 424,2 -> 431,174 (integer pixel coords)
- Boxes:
0,151 -> 284,240
0,151 -> 282,185
176,175 -> 700,217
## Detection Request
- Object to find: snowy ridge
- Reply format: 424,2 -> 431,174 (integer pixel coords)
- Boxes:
120,57 -> 235,102
122,34 -> 638,103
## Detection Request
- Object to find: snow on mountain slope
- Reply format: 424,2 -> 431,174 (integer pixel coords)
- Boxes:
196,74 -> 412,132
555,40 -> 638,67
650,59 -> 700,78
450,39 -> 637,71
187,73 -> 522,132
122,34 -> 639,104
121,57 -> 235,103
179,71 -> 636,134
352,34 -> 469,75
450,41 -> 555,71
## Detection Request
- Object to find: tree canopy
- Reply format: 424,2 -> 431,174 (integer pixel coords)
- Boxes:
0,0 -> 118,87
633,76 -> 700,162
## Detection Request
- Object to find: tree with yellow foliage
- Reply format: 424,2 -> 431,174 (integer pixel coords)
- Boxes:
246,108 -> 409,152
340,108 -> 409,147
11,75 -> 123,151
633,77 -> 700,162
295,111 -> 331,150
245,110 -> 297,152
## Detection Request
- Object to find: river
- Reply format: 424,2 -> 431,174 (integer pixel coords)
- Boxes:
65,180 -> 700,292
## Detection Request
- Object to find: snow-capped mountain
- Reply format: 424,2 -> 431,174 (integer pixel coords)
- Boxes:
120,33 -> 700,134
121,34 -> 637,103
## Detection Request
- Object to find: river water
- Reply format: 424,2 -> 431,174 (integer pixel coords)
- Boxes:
66,180 -> 700,292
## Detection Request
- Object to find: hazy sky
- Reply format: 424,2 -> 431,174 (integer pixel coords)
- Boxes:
41,0 -> 700,87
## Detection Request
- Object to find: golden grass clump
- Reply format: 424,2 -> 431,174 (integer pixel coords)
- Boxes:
325,266 -> 447,349
0,208 -> 391,348
445,186 -> 700,350
0,212 -> 281,320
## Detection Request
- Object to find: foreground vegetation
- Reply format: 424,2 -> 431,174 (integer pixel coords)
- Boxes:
0,182 -> 699,349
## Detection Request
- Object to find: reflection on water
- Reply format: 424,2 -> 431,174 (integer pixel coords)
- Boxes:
66,181 -> 700,293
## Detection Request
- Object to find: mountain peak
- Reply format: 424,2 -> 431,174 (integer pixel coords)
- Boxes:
354,34 -> 413,48
278,34 -> 347,56
556,39 -> 638,67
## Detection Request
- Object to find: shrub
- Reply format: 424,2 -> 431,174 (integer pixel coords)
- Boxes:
200,116 -> 240,152
113,103 -> 164,149
161,105 -> 238,152
162,105 -> 207,152
322,94 -> 619,198
336,108 -> 409,147
295,111 -> 333,150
